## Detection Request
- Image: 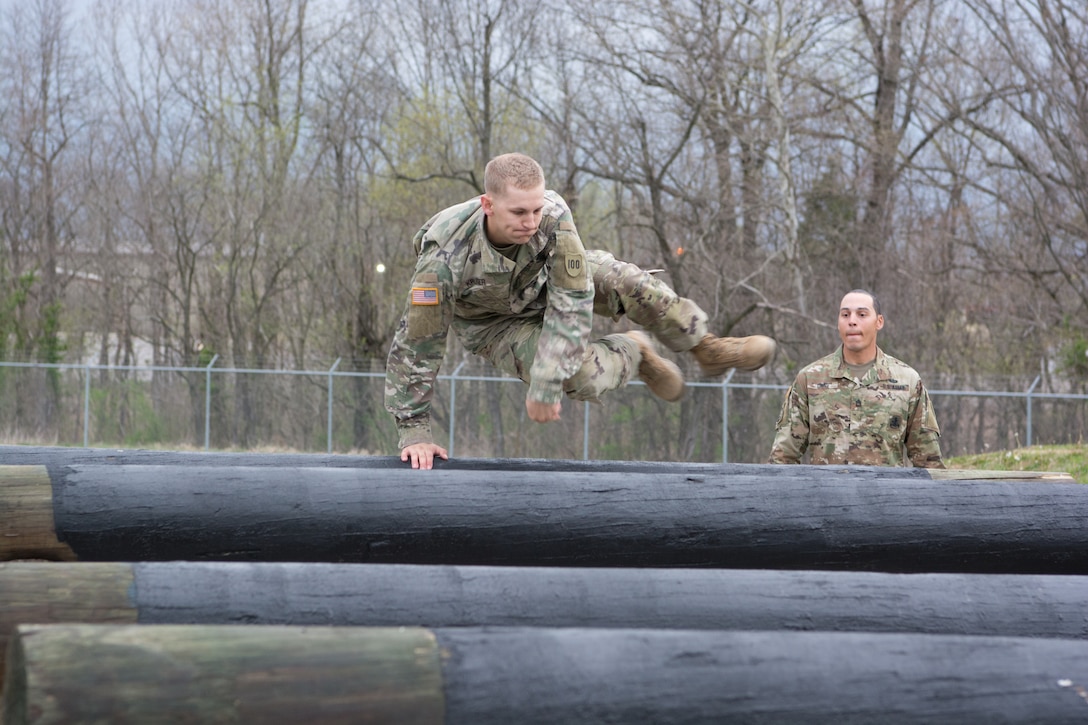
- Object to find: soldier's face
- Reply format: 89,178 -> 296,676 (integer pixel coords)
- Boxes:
838,292 -> 884,363
481,183 -> 546,247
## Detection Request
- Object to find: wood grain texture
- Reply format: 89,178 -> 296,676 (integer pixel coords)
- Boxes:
4,561 -> 1086,698
435,627 -> 1088,724
0,466 -> 76,562
22,463 -> 1088,573
2,560 -> 1084,637
0,561 -> 136,689
2,624 -> 444,725
5,624 -> 1088,724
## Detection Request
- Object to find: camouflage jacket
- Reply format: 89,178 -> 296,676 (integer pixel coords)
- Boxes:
384,190 -> 593,449
768,346 -> 945,468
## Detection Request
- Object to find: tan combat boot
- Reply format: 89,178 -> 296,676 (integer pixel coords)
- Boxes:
624,331 -> 685,402
691,334 -> 776,376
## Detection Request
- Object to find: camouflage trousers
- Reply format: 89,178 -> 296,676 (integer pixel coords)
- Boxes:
474,250 -> 708,401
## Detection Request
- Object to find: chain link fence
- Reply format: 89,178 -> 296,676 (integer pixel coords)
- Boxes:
0,360 -> 1085,462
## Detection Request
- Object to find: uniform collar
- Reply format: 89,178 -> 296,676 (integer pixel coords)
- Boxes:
474,203 -> 552,261
831,345 -> 888,384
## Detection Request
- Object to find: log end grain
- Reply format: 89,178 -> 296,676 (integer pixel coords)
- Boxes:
0,467 -> 77,562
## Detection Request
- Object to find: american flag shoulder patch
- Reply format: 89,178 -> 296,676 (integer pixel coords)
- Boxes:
411,286 -> 439,305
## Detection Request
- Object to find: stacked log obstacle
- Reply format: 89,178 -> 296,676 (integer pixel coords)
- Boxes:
4,623 -> 1088,724
2,560 -> 1087,686
2,462 -> 1085,572
1,447 -> 1084,722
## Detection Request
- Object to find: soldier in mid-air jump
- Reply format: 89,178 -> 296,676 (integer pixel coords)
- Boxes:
386,152 -> 776,469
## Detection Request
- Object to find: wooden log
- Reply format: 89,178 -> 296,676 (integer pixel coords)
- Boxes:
0,444 -> 1072,481
0,466 -> 76,562
5,463 -> 1086,573
4,563 -> 1087,689
439,627 -> 1088,724
1,624 -> 443,725
0,562 -> 137,687
3,561 -> 1087,687
0,444 -> 932,477
4,624 -> 1088,724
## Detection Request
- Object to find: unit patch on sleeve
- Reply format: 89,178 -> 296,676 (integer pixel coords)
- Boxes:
553,233 -> 588,290
564,254 -> 584,278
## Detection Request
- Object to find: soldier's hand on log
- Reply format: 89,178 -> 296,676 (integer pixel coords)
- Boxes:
401,443 -> 449,470
526,398 -> 562,423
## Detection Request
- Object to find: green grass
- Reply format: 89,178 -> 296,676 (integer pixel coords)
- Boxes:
948,444 -> 1088,483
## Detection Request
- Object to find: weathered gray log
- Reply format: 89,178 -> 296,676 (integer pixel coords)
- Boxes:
0,444 -> 1072,480
5,561 -> 1087,638
439,627 -> 1088,724
3,463 -> 1086,572
3,561 -> 1087,685
4,624 -> 1088,724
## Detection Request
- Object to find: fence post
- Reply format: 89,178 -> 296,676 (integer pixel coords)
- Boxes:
1025,374 -> 1041,448
583,400 -> 590,460
448,360 -> 467,457
83,364 -> 91,448
721,369 -> 736,463
204,354 -> 219,451
327,358 -> 341,454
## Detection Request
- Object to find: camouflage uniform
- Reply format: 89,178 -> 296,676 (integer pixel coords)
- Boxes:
385,191 -> 708,449
768,346 -> 945,468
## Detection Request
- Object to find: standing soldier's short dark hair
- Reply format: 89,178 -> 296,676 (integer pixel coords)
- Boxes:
847,289 -> 881,316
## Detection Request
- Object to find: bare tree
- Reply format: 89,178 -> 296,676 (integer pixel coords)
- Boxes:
154,0 -> 314,446
90,0 -> 221,443
563,0 -> 726,302
561,1 -> 836,330
827,0 -> 947,289
742,0 -> 843,320
952,0 -> 1088,385
0,0 -> 89,432
304,2 -> 403,451
380,0 -> 543,191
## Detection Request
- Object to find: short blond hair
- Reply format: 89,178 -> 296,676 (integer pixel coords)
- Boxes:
484,153 -> 545,196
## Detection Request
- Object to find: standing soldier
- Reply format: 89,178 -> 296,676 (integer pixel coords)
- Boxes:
386,152 -> 776,468
769,289 -> 945,467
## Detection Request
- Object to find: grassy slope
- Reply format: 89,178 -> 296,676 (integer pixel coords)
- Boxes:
948,444 -> 1088,483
